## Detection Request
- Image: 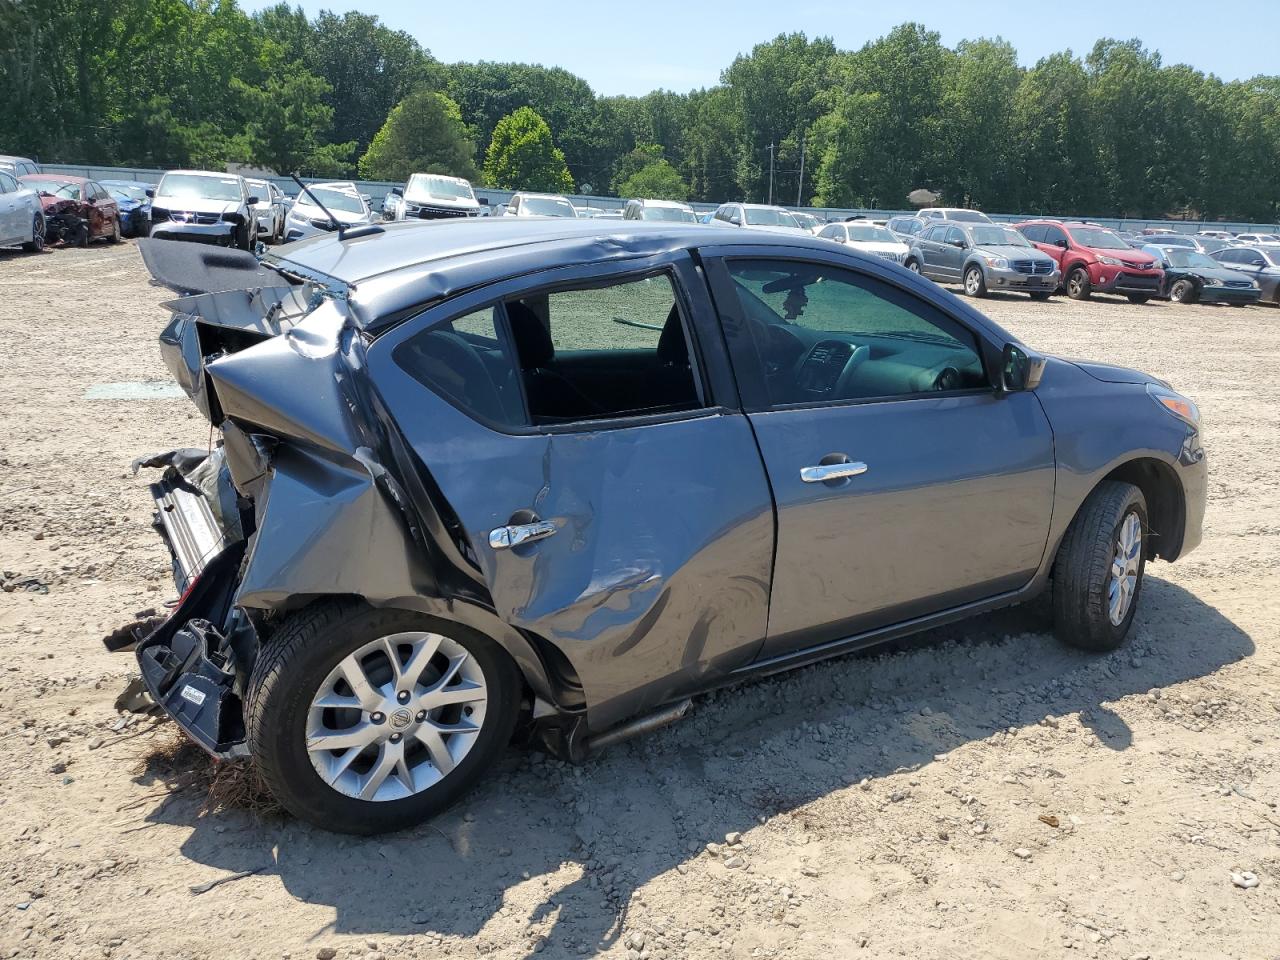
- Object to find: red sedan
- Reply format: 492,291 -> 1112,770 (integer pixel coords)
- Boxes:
19,174 -> 121,246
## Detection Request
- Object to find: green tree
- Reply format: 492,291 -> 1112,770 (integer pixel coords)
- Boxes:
937,38 -> 1021,210
358,90 -> 478,181
483,107 -> 574,192
235,65 -> 354,175
618,160 -> 688,200
611,143 -> 665,194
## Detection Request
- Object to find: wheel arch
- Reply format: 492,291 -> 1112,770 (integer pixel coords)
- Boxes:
1050,457 -> 1186,570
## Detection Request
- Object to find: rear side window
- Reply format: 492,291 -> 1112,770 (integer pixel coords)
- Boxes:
0,172 -> 14,193
505,273 -> 704,424
393,273 -> 706,430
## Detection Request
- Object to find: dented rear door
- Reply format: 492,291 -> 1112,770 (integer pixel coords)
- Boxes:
366,252 -> 774,732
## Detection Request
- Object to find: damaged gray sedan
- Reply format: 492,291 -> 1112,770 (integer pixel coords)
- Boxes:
110,220 -> 1206,834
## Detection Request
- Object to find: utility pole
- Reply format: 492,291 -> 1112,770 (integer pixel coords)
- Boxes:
796,134 -> 806,207
767,141 -> 775,205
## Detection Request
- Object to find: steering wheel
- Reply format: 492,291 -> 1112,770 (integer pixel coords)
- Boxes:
932,366 -> 961,392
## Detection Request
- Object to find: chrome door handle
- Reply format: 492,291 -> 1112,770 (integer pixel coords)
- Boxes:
800,461 -> 868,483
489,520 -> 557,550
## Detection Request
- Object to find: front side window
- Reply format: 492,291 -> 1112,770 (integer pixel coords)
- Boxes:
726,259 -> 988,407
0,172 -> 14,193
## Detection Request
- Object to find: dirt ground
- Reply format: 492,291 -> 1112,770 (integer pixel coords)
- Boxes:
0,241 -> 1277,960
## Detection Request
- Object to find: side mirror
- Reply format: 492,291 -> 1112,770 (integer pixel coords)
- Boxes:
729,214 -> 742,226
1001,343 -> 1046,392
145,188 -> 155,198
1055,238 -> 1068,249
246,195 -> 259,205
390,186 -> 403,196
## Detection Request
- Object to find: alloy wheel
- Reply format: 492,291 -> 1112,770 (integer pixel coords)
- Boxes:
32,214 -> 45,250
305,631 -> 488,802
965,269 -> 982,295
1107,512 -> 1142,626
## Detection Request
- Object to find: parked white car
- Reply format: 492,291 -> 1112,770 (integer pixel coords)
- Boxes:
710,203 -> 806,234
817,221 -> 910,264
148,170 -> 258,249
283,182 -> 378,242
505,192 -> 577,218
393,173 -> 481,220
244,178 -> 287,243
622,198 -> 698,222
0,169 -> 46,251
789,211 -> 825,234
917,207 -> 994,224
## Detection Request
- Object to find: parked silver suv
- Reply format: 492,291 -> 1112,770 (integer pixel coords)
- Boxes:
907,222 -> 1059,299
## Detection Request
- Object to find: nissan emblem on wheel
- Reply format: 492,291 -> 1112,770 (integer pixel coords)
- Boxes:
105,221 -> 1206,835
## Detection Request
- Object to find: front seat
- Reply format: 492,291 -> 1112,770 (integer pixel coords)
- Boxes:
506,301 -> 605,421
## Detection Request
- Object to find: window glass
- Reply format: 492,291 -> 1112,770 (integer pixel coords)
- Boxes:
391,306 -> 524,429
1042,226 -> 1067,245
1018,224 -> 1046,243
505,273 -> 702,424
0,172 -> 14,192
726,259 -> 988,406
945,227 -> 966,246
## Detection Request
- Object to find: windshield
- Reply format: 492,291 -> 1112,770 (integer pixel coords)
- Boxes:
297,187 -> 365,214
745,208 -> 800,227
1162,250 -> 1218,269
846,225 -> 898,243
407,174 -> 475,202
969,226 -> 1031,247
244,179 -> 270,197
157,173 -> 243,202
26,178 -> 81,199
106,184 -> 147,201
1070,227 -> 1130,250
639,206 -> 696,222
791,213 -> 820,229
521,196 -> 576,217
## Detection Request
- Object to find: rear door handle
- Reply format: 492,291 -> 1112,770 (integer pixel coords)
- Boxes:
800,461 -> 868,483
489,520 -> 557,549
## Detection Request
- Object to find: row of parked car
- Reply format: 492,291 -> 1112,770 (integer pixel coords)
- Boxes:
5,153 -> 1278,309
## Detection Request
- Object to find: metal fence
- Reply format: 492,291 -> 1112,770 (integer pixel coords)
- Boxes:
39,162 -> 1280,235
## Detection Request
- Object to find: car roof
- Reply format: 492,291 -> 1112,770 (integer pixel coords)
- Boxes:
513,192 -> 570,200
0,155 -> 36,163
20,173 -> 87,184
632,198 -> 691,209
269,218 -> 830,288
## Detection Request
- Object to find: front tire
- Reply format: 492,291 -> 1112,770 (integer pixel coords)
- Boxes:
21,213 -> 44,252
963,265 -> 988,298
108,215 -> 121,244
1169,279 -> 1197,304
73,220 -> 90,248
1066,266 -> 1092,300
246,600 -> 522,834
1127,294 -> 1151,305
906,259 -> 921,273
1029,291 -> 1051,301
1052,481 -> 1147,652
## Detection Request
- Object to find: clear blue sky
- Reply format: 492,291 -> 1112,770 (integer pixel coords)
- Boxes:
240,0 -> 1280,96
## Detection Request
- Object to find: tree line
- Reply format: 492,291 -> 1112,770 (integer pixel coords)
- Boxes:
3,1 -> 1279,221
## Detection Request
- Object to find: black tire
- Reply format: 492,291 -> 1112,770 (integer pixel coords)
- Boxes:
1169,279 -> 1198,304
1052,481 -> 1148,652
107,215 -> 121,244
1065,266 -> 1092,300
1127,294 -> 1151,305
1029,291 -> 1051,301
239,223 -> 254,251
246,599 -> 522,834
20,213 -> 44,252
74,220 -> 90,248
906,259 -> 921,273
963,264 -> 988,298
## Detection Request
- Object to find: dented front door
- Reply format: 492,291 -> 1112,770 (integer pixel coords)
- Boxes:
366,253 -> 775,732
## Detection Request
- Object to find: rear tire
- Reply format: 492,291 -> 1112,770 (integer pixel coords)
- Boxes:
246,600 -> 521,834
1066,266 -> 1092,300
1127,294 -> 1151,305
1052,481 -> 1147,652
963,265 -> 988,298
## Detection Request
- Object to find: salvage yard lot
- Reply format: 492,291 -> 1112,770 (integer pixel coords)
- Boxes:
0,242 -> 1277,960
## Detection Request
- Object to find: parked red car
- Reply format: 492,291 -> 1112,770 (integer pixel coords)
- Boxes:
1015,220 -> 1162,303
18,174 -> 121,246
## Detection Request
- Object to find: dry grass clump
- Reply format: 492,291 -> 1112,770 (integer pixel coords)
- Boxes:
135,723 -> 284,820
